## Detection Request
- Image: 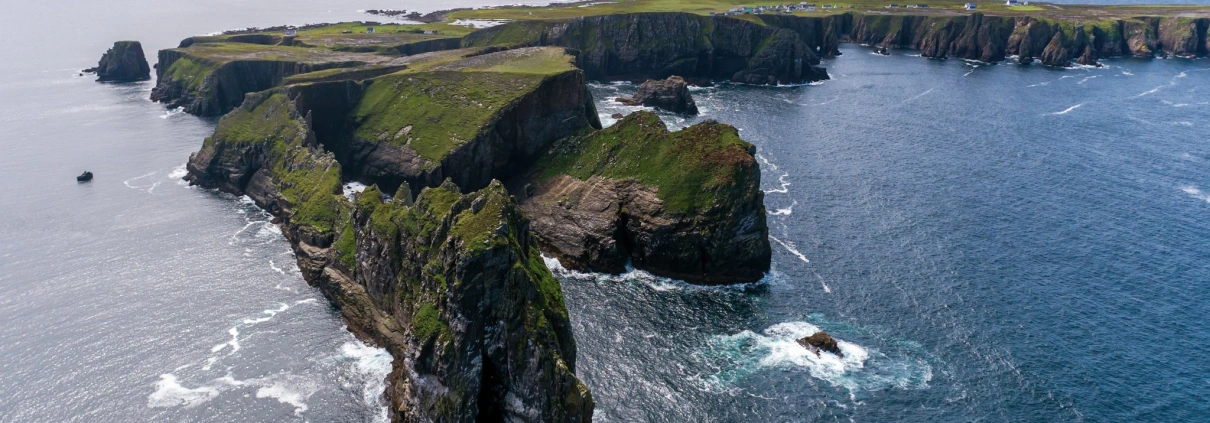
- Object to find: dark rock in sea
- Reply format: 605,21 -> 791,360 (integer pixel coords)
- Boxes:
76,171 -> 93,182
93,41 -> 151,82
797,331 -> 842,357
874,45 -> 890,55
611,113 -> 624,119
616,76 -> 699,115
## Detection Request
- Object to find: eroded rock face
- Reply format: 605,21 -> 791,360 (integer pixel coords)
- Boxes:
517,112 -> 770,284
616,76 -> 698,115
185,87 -> 593,422
464,12 -> 829,85
93,41 -> 151,82
797,331 -> 842,357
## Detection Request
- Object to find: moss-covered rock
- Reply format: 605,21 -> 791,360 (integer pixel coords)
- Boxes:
518,111 -> 771,284
185,80 -> 593,422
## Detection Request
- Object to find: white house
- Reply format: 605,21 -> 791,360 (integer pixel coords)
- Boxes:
964,3 -> 977,10
1006,0 -> 1019,5
284,27 -> 297,36
366,27 -> 375,34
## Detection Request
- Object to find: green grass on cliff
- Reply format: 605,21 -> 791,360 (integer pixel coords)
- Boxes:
211,93 -> 344,235
163,57 -> 219,90
536,111 -> 755,213
348,48 -> 577,164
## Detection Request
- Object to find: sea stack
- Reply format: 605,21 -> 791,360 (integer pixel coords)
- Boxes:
92,41 -> 151,82
616,76 -> 699,115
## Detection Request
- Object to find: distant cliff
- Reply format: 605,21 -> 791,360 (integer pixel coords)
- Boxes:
754,12 -> 1209,66
464,12 -> 830,84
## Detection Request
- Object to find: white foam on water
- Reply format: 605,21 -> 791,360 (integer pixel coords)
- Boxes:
294,298 -> 318,305
256,382 -> 314,416
342,181 -> 368,201
1177,71 -> 1188,78
341,341 -> 393,423
268,259 -> 286,275
903,87 -> 935,103
1181,185 -> 1210,203
1077,75 -> 1098,84
160,107 -> 186,119
699,322 -> 932,394
147,374 -> 220,408
1172,121 -> 1194,127
541,254 -> 766,293
211,326 -> 241,353
123,172 -> 159,192
168,164 -> 189,186
1048,103 -> 1084,115
769,200 -> 798,216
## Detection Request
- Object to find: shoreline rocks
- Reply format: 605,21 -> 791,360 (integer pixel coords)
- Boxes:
616,76 -> 698,115
92,41 -> 151,82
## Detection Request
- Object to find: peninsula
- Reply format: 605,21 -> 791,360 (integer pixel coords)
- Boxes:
142,1 -> 1209,421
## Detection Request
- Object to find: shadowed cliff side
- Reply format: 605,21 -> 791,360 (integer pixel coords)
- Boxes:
463,12 -> 830,84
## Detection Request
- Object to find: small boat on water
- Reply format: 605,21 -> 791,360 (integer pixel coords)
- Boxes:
77,171 -> 93,182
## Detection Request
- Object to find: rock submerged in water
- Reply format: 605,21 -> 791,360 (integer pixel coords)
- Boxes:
76,171 -> 93,182
91,41 -> 151,82
797,331 -> 842,357
616,76 -> 699,115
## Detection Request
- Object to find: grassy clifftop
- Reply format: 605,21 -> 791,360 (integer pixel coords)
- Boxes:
349,48 -> 580,163
535,111 -> 755,214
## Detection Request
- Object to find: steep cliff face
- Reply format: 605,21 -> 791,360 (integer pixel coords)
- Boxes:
517,112 -> 770,284
150,48 -> 366,116
463,12 -> 829,84
93,41 -> 151,82
185,89 -> 593,422
322,48 -> 601,198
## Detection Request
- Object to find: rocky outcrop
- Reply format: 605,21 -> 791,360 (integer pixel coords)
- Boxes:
185,89 -> 593,422
150,48 -> 365,116
517,112 -> 770,284
91,41 -> 151,82
797,331 -> 842,357
837,13 -> 1210,66
463,12 -> 829,85
616,76 -> 698,115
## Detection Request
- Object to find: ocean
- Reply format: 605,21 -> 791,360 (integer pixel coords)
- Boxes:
1,1 -> 1208,422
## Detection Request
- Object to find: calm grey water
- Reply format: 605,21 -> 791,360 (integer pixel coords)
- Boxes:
2,1 -> 1209,422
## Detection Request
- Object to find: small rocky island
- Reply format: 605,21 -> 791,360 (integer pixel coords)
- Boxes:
87,41 -> 151,82
616,76 -> 699,115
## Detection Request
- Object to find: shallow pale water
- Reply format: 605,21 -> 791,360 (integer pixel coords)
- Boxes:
2,1 -> 1209,422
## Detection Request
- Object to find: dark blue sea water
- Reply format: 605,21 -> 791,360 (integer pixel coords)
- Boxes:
585,50 -> 1210,422
2,1 -> 1209,422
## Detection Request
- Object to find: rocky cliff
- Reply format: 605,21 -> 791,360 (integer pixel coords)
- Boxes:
616,76 -> 698,115
150,46 -> 369,116
828,13 -> 1210,66
516,111 -> 770,284
92,41 -> 151,82
463,12 -> 829,85
185,87 -> 593,422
